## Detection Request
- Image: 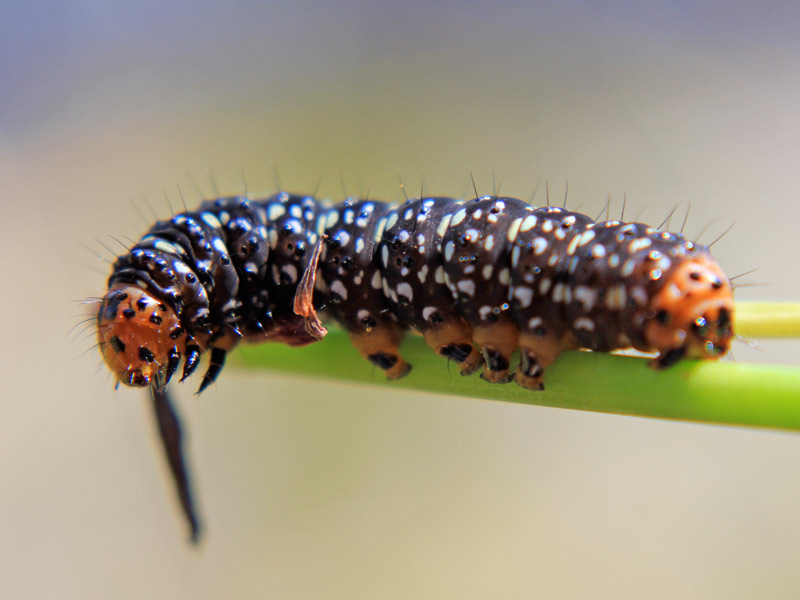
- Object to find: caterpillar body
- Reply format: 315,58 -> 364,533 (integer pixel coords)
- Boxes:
94,191 -> 734,541
98,192 -> 734,393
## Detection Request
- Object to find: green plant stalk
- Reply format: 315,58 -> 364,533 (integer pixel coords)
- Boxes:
234,301 -> 800,431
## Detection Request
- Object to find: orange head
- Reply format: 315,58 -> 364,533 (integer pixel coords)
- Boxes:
644,254 -> 734,368
96,285 -> 185,387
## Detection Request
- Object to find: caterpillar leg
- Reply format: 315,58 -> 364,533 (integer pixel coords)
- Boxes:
515,331 -> 572,391
472,321 -> 519,384
349,324 -> 411,380
423,319 -> 483,375
196,331 -> 240,394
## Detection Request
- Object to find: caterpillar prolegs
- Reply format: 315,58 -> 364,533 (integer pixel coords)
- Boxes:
94,191 -> 735,540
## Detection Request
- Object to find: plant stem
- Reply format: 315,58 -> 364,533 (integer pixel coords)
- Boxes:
234,301 -> 800,432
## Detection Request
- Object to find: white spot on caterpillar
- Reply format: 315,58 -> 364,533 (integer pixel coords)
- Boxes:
472,208 -> 483,220
542,219 -> 554,233
566,235 -> 580,256
435,266 -> 446,284
629,238 -> 652,253
373,216 -> 388,243
385,211 -> 398,232
482,264 -> 493,280
404,208 -> 413,221
507,218 -> 523,243
444,240 -> 455,261
343,209 -> 354,225
656,256 -> 672,271
606,285 -> 627,310
357,309 -> 370,321
154,240 -> 181,255
511,245 -> 521,267
630,286 -> 648,306
451,208 -> 467,226
355,238 -> 365,254
574,286 -> 597,311
552,283 -> 571,303
498,268 -> 511,285
574,318 -> 595,331
483,235 -> 495,251
381,245 -> 389,267
400,267 -> 409,277
325,210 -> 338,228
267,204 -> 286,221
533,237 -> 548,255
577,230 -> 596,247
548,254 -> 559,266
527,316 -> 543,330
608,254 -> 620,268
539,278 -> 552,295
418,264 -> 429,283
514,286 -> 533,308
457,279 -> 476,296
621,259 -> 636,277
436,213 -> 453,239
290,204 -> 302,219
382,278 -> 390,297
336,230 -> 351,247
282,264 -> 298,283
397,282 -> 413,302
464,265 -> 475,275
201,212 -> 223,229
520,214 -> 538,232
554,227 -> 566,240
591,244 -> 607,258
422,306 -> 437,322
213,238 -> 228,254
371,270 -> 382,289
417,233 -> 425,246
331,280 -> 348,300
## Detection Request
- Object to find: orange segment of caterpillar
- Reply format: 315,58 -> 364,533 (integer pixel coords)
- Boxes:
97,286 -> 187,388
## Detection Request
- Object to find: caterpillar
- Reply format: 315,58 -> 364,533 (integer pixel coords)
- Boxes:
94,190 -> 735,540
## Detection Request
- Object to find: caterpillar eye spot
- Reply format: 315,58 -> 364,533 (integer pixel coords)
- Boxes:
690,271 -> 702,280
138,346 -> 155,363
149,314 -> 163,325
110,336 -> 125,353
655,309 -> 670,325
122,308 -> 136,319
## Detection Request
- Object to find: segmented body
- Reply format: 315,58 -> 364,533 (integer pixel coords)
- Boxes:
97,191 -> 734,392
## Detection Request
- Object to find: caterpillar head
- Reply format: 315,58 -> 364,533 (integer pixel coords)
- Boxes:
96,286 -> 185,387
645,254 -> 735,368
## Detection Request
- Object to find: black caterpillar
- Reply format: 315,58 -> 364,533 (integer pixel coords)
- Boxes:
95,191 -> 735,541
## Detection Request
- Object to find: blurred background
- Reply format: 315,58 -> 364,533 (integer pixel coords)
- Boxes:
2,1 -> 800,598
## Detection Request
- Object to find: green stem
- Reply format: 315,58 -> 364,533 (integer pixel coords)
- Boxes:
234,301 -> 800,432
734,301 -> 800,338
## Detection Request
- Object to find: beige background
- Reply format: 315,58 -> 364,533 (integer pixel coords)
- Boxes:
2,1 -> 800,598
